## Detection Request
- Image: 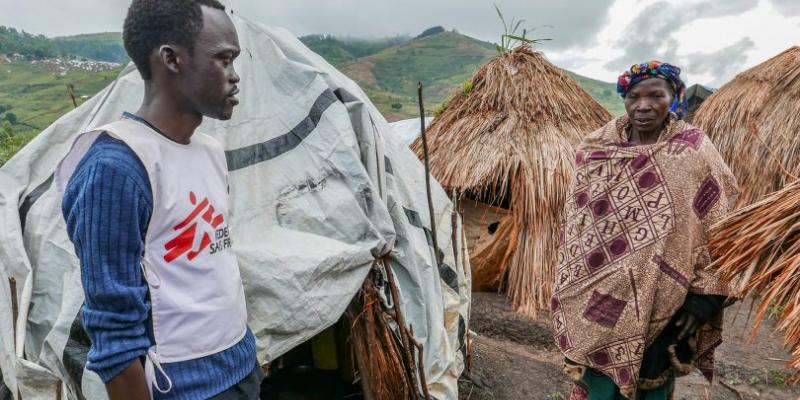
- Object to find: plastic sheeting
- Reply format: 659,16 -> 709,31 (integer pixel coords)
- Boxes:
389,117 -> 434,146
0,15 -> 470,400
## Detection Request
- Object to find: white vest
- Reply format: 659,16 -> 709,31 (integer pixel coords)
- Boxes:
56,116 -> 248,395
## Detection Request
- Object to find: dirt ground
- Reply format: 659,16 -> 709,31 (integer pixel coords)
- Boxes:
459,293 -> 800,400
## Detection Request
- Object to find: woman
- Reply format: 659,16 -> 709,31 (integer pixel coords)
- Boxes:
552,61 -> 738,399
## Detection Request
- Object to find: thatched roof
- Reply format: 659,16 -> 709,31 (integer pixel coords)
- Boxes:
412,46 -> 611,316
693,46 -> 800,206
709,179 -> 800,377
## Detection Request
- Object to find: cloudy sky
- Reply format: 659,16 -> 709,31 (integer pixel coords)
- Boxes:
0,0 -> 797,86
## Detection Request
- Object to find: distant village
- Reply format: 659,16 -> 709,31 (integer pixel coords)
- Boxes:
0,52 -> 120,75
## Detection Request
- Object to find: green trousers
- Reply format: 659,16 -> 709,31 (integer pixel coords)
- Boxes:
569,369 -> 675,400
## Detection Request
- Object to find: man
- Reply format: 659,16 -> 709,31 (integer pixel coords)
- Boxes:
56,1 -> 260,398
552,61 -> 738,399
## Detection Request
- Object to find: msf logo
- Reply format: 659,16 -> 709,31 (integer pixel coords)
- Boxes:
164,191 -> 227,263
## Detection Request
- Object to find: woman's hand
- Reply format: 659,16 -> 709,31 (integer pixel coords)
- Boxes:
674,312 -> 699,340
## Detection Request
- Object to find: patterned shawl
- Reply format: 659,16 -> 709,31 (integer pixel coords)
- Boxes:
552,115 -> 738,398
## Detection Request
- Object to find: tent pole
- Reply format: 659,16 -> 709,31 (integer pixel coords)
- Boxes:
417,83 -> 442,266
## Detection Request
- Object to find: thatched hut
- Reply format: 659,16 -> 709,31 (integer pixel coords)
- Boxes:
412,45 -> 611,316
693,46 -> 800,206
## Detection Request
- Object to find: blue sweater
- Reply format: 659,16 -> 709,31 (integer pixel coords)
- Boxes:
61,132 -> 256,399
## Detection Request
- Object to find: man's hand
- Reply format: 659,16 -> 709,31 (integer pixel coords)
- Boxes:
105,360 -> 149,400
674,312 -> 699,340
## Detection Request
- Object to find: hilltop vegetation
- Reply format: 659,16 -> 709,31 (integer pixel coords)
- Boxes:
0,25 -> 126,63
299,34 -> 409,67
52,32 -> 128,63
0,26 -> 58,59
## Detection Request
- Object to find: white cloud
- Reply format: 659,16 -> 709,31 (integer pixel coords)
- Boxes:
550,0 -> 799,87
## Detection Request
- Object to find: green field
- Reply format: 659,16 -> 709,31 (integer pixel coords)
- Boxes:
0,59 -> 122,163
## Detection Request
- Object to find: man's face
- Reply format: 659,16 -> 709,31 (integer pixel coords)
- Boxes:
624,78 -> 673,134
179,6 -> 241,121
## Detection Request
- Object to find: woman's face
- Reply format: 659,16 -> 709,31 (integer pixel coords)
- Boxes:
624,78 -> 674,134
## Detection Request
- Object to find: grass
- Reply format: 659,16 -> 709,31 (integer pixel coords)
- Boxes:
770,370 -> 788,386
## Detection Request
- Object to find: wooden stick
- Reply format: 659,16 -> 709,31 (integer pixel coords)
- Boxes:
66,84 -> 78,108
409,326 -> 431,400
417,82 -> 442,267
382,258 -> 422,400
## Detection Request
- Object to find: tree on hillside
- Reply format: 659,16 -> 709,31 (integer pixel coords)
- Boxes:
0,26 -> 57,59
4,112 -> 17,125
1,121 -> 13,139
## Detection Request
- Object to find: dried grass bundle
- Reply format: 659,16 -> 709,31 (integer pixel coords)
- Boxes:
709,180 -> 800,375
412,45 -> 610,316
693,46 -> 800,207
346,277 -> 413,399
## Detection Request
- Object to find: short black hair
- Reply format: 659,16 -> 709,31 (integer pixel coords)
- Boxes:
123,0 -> 226,80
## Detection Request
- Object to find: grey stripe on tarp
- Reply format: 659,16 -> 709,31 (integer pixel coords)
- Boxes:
384,156 -> 394,175
225,89 -> 339,171
19,174 -> 54,234
63,307 -> 90,400
333,88 -> 359,104
403,207 -> 460,292
458,315 -> 467,358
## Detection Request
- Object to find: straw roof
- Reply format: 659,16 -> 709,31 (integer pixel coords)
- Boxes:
693,46 -> 800,206
412,45 -> 611,316
709,179 -> 800,377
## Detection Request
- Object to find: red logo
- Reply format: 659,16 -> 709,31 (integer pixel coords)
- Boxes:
164,191 -> 226,263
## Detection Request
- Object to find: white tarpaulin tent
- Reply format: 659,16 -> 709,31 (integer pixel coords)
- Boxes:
389,117 -> 433,146
0,14 -> 470,400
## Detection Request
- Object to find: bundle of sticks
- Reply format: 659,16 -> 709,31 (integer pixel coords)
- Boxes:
709,179 -> 800,376
346,259 -> 431,400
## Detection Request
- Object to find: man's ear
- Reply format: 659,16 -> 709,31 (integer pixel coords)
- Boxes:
158,45 -> 181,74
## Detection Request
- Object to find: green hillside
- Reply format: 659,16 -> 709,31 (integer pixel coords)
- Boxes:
52,32 -> 128,63
340,31 -> 494,119
337,31 -> 623,120
298,30 -> 622,119
299,34 -> 409,68
566,71 -> 625,116
0,58 -> 122,164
